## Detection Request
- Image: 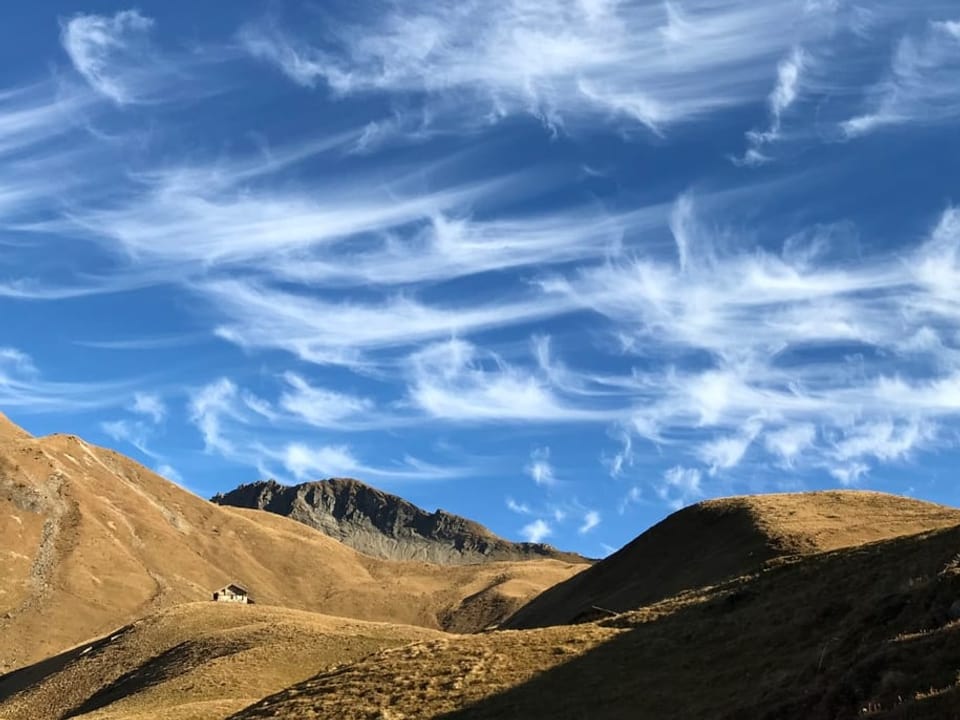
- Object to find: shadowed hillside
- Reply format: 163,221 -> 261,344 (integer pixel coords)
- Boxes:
212,478 -> 587,565
0,412 -> 585,672
229,521 -> 960,720
505,491 -> 960,629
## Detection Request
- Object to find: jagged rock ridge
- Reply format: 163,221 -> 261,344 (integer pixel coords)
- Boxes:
211,478 -> 587,565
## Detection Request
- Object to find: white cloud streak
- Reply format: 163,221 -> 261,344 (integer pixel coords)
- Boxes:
506,497 -> 532,515
0,347 -> 136,412
242,0 -> 819,133
278,373 -> 374,428
101,418 -> 155,457
764,423 -> 817,465
131,392 -> 166,424
553,197 -> 960,483
278,442 -> 466,481
210,282 -> 573,369
842,19 -> 960,137
406,339 -> 615,423
737,46 -> 806,164
656,466 -> 704,509
60,10 -> 157,105
525,446 -> 556,487
186,378 -> 466,482
579,510 -> 601,534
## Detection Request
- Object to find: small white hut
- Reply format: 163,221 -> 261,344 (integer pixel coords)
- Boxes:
212,583 -> 253,604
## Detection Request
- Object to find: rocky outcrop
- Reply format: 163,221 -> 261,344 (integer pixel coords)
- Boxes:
211,478 -> 588,565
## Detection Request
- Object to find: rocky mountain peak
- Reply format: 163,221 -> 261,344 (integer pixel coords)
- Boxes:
212,478 -> 588,566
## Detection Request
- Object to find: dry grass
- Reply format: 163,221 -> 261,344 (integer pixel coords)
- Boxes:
8,407 -> 960,720
0,603 -> 446,720
0,415 -> 584,672
505,490 -> 960,629
229,522 -> 960,720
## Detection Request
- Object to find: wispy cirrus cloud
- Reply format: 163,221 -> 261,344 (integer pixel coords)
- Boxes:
101,418 -> 154,457
578,509 -> 601,534
189,378 -> 261,457
54,165 -> 498,267
36,130 -> 655,298
277,442 -> 464,482
519,517 -> 551,543
60,10 -> 159,105
764,423 -> 817,466
241,0 -> 823,133
0,347 -> 136,412
841,18 -> 960,137
209,282 -> 572,369
525,446 -> 556,487
0,83 -> 105,234
656,466 -> 704,510
406,339 -> 616,422
737,46 -> 806,165
58,9 -> 226,107
264,207 -> 652,290
100,390 -> 169,457
0,83 -> 92,159
278,373 -> 374,428
554,196 -> 960,484
186,377 -> 467,482
131,391 -> 166,424
506,497 -> 532,515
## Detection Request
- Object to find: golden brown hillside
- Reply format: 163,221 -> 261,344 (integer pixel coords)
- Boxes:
0,603 -> 445,720
0,415 -> 585,672
229,521 -> 960,720
0,412 -> 29,441
505,490 -> 960,629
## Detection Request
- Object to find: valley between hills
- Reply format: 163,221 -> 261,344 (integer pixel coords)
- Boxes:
4,410 -> 960,719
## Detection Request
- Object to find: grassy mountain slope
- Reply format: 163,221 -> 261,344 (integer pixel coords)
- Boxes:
0,413 -> 584,672
230,520 -> 960,720
0,603 -> 445,720
505,491 -> 960,629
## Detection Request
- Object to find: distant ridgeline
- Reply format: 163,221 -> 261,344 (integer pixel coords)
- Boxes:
212,478 -> 589,565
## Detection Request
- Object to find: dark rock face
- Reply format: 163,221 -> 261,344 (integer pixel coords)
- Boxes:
212,478 -> 587,565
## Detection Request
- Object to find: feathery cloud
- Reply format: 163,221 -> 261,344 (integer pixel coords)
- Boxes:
842,19 -> 960,137
278,373 -> 374,428
0,347 -> 136,411
131,392 -> 166,424
737,46 -> 806,164
656,466 -> 704,509
186,378 -> 466,481
764,423 -> 817,465
188,378 -> 249,456
506,497 -> 532,515
520,518 -> 552,543
553,196 -> 960,484
242,1 -> 818,133
406,339 -> 613,423
579,510 -> 601,534
60,10 -> 157,104
525,447 -> 556,487
101,418 -> 154,457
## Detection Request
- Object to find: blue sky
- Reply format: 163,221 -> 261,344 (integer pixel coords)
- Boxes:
2,1 -> 960,556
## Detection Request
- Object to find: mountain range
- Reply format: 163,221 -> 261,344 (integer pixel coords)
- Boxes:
0,411 -> 585,674
4,409 -> 960,719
